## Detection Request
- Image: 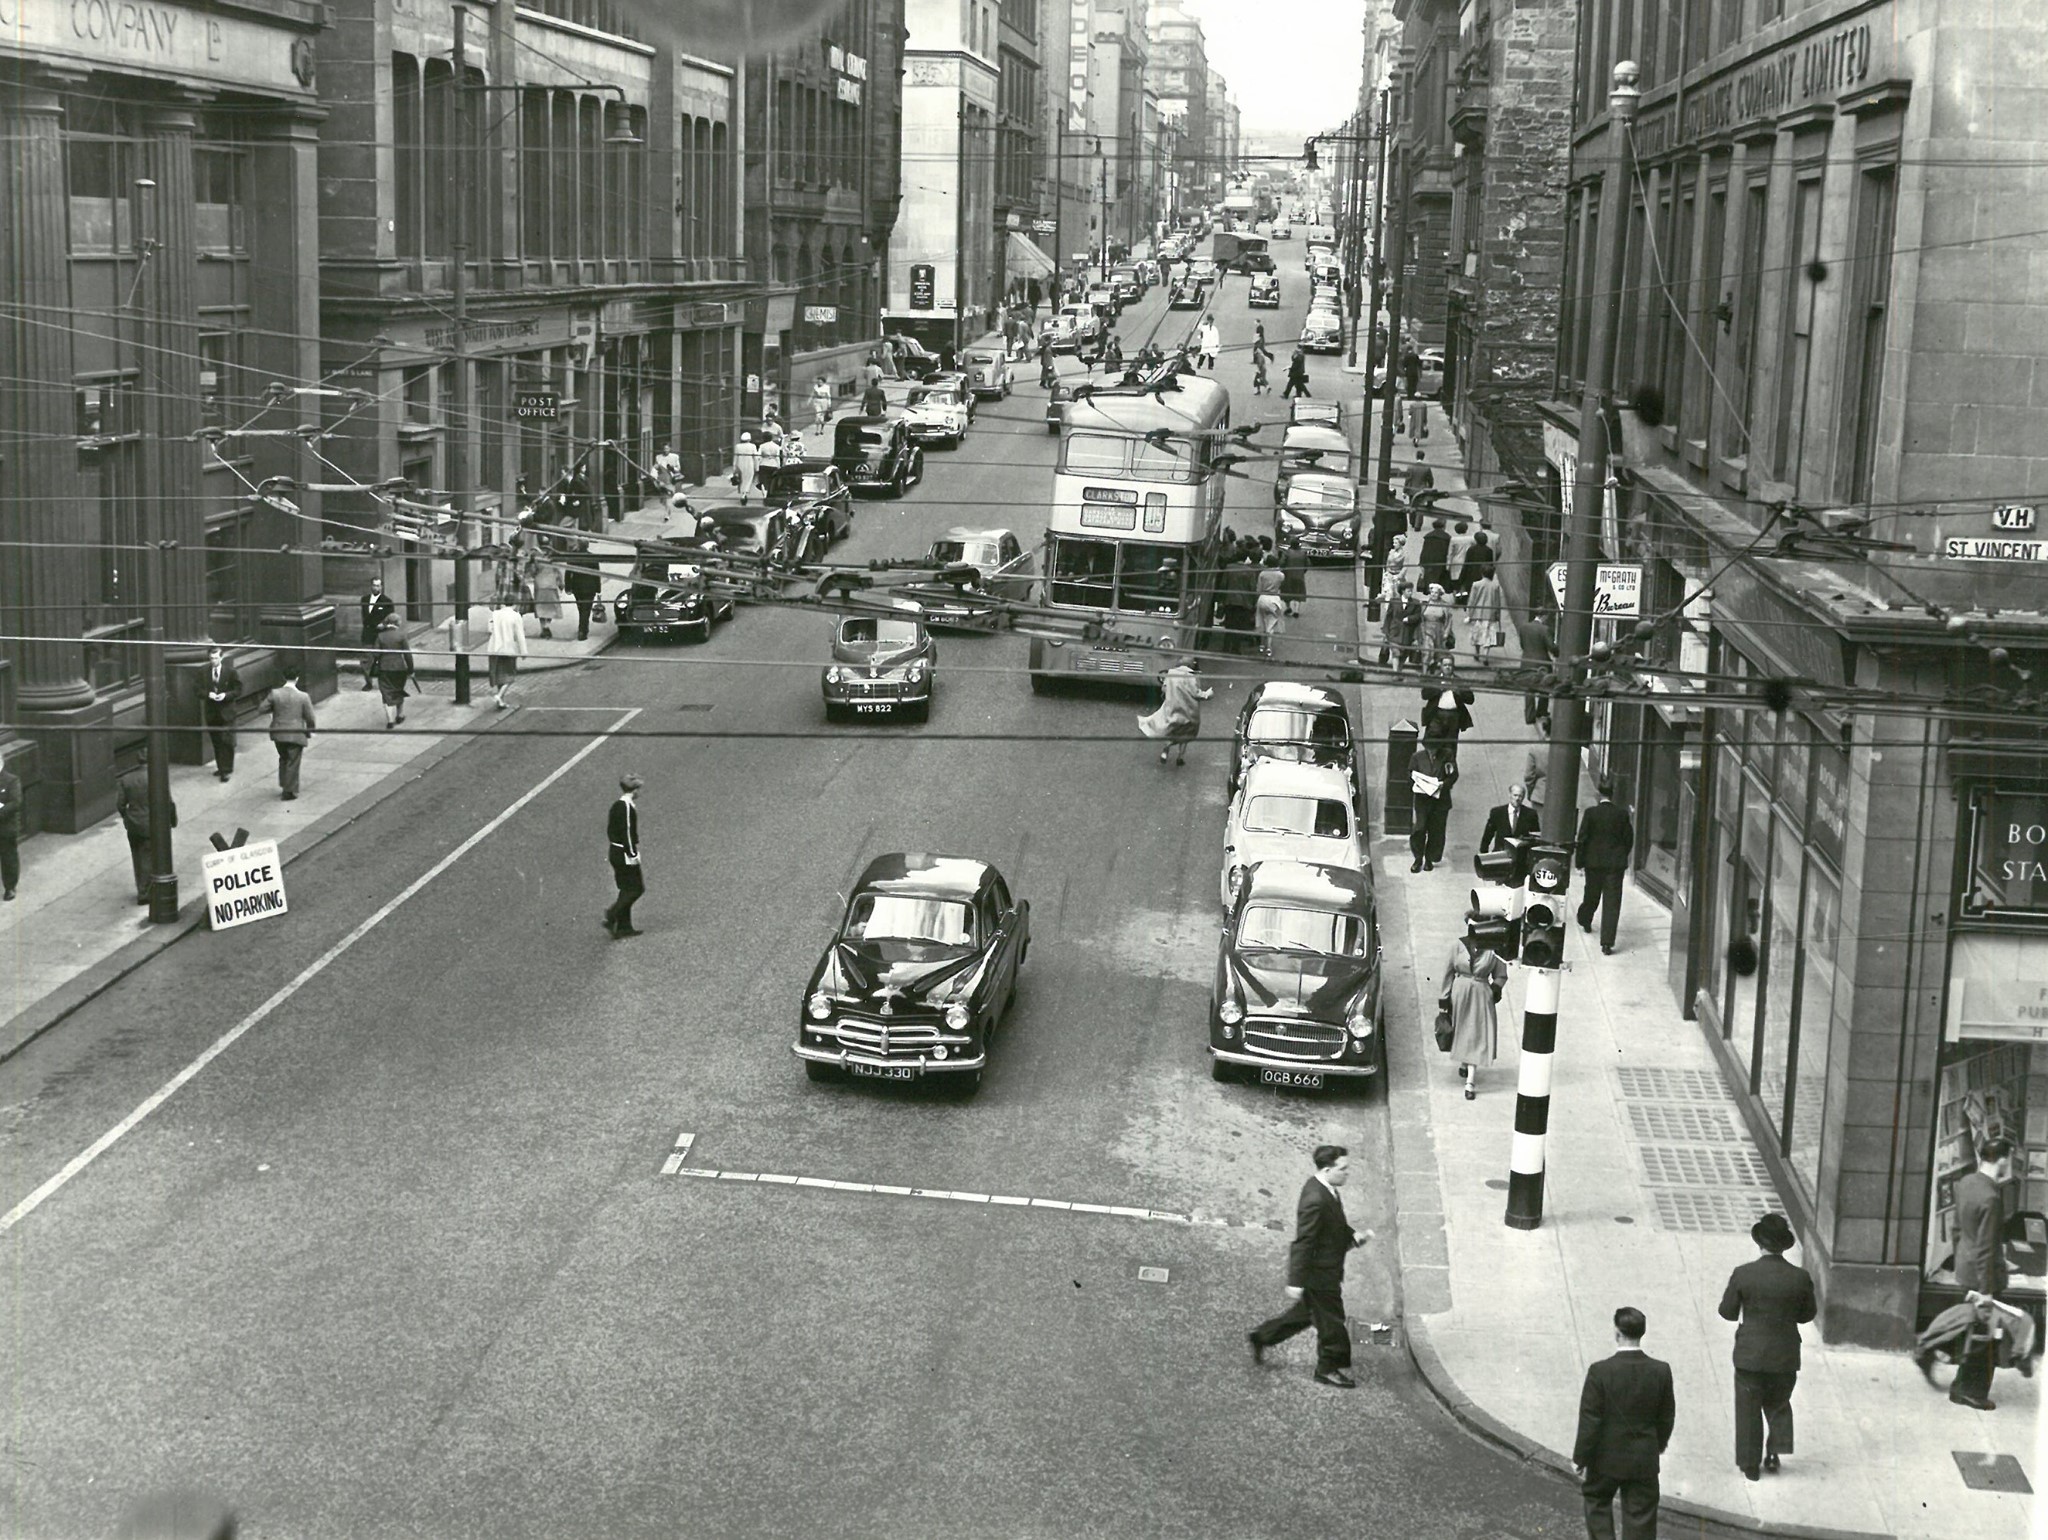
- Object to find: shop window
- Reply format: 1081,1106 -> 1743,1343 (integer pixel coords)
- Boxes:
1727,769 -> 1771,1078
1757,814 -> 1805,1135
1926,1032 -> 2043,1300
1787,866 -> 1840,1201
1836,158 -> 1898,505
1771,169 -> 1825,482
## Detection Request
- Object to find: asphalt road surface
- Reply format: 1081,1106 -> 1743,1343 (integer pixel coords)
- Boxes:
1,249 -> 1656,1540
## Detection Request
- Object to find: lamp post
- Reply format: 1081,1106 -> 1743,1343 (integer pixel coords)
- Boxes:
133,176 -> 178,922
1506,59 -> 1641,1233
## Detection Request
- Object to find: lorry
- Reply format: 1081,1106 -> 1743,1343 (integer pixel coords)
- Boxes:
1212,231 -> 1274,276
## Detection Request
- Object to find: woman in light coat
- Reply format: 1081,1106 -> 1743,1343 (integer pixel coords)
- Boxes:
1137,657 -> 1213,768
1466,571 -> 1507,664
486,591 -> 529,710
531,555 -> 564,640
1418,583 -> 1455,671
1439,928 -> 1509,1100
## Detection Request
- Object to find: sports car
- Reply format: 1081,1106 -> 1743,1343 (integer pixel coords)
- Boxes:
1210,859 -> 1383,1088
795,853 -> 1031,1093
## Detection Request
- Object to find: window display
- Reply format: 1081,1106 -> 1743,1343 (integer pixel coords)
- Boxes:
1926,1042 -> 2046,1295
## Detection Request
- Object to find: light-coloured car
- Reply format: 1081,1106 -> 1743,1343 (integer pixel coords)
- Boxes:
960,347 -> 1013,401
902,527 -> 1037,628
1300,307 -> 1343,354
1222,759 -> 1367,908
1042,303 -> 1103,353
904,380 -> 974,447
1275,424 -> 1356,501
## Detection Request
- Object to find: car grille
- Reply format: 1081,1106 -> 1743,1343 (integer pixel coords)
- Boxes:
1075,652 -> 1149,676
828,1017 -> 940,1059
1243,1019 -> 1346,1061
841,680 -> 905,698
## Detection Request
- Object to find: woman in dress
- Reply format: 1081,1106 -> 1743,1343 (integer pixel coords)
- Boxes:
1137,657 -> 1214,768
372,614 -> 413,729
1439,925 -> 1509,1100
531,552 -> 564,640
1418,583 -> 1455,673
1255,557 -> 1287,659
1466,570 -> 1507,665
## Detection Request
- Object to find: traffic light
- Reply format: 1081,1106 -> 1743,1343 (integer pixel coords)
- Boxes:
1466,900 -> 1518,963
1303,139 -> 1319,171
1519,842 -> 1573,968
1472,836 -> 1526,887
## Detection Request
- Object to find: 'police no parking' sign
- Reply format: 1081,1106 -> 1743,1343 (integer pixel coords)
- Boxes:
203,840 -> 289,931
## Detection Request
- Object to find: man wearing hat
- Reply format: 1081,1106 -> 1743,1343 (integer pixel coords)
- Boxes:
1717,1213 -> 1817,1480
604,775 -> 646,938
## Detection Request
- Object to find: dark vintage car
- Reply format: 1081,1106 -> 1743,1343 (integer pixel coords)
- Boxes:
1045,378 -> 1074,435
821,595 -> 936,722
1247,272 -> 1281,308
1275,472 -> 1359,563
1227,680 -> 1362,803
795,852 -> 1031,1093
1210,859 -> 1383,1089
698,503 -> 823,569
759,460 -> 855,547
617,550 -> 735,643
1167,275 -> 1210,310
832,413 -> 925,496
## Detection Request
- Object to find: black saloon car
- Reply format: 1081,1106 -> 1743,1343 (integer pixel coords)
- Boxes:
796,853 -> 1031,1093
1210,859 -> 1383,1088
821,596 -> 937,721
759,460 -> 855,547
616,550 -> 735,643
1227,680 -> 1362,803
833,413 -> 925,496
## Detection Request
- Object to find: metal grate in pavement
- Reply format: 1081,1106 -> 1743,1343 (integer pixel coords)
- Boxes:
1639,1144 -> 1776,1189
1615,1066 -> 1731,1103
1651,1190 -> 1778,1234
1953,1452 -> 2031,1493
1627,1103 -> 1746,1143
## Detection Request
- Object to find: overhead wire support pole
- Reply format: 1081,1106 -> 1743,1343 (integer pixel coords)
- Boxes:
1507,59 -> 1641,1232
134,176 -> 179,923
450,6 -> 475,705
1371,55 -> 1412,559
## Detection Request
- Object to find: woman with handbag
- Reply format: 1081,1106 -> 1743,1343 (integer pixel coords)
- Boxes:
1136,656 -> 1213,768
1438,924 -> 1509,1100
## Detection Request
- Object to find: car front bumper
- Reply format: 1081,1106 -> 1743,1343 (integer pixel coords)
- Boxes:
822,677 -> 932,710
1276,525 -> 1357,557
792,1043 -> 988,1076
623,612 -> 712,639
906,419 -> 964,442
1210,1047 -> 1379,1079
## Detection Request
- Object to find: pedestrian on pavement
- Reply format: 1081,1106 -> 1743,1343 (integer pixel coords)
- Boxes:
1279,544 -> 1310,619
1104,330 -> 1124,373
1480,781 -> 1541,856
267,668 -> 316,802
1408,740 -> 1453,872
1575,1306 -> 1676,1540
1574,781 -> 1635,954
532,552 -> 563,640
1255,557 -> 1286,658
0,747 -> 20,900
811,375 -> 834,431
1383,580 -> 1423,675
1197,315 -> 1221,370
1418,516 -> 1452,593
1283,347 -> 1311,399
864,351 -> 885,391
1467,570 -> 1508,665
373,615 -> 414,729
1402,345 -> 1422,401
652,442 -> 682,499
1916,1138 -> 2018,1409
486,591 -> 528,711
1219,547 -> 1262,655
1461,526 -> 1497,594
359,576 -> 395,690
1420,678 -> 1475,767
862,379 -> 889,417
1406,392 -> 1429,443
1137,656 -> 1213,768
116,756 -> 175,906
1404,453 -> 1438,521
1718,1212 -> 1817,1480
1038,334 -> 1056,389
563,542 -> 603,640
1524,721 -> 1550,817
1247,1144 -> 1372,1389
732,432 -> 760,504
1418,584 -> 1456,673
1439,918 -> 1508,1099
604,773 -> 645,938
202,645 -> 241,781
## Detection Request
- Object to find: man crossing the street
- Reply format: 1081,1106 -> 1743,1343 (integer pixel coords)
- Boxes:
1248,1145 -> 1372,1388
604,774 -> 646,938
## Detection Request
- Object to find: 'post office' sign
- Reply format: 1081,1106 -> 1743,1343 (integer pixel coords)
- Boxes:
203,840 -> 288,931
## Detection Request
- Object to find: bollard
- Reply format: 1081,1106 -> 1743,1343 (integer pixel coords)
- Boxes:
1384,718 -> 1418,838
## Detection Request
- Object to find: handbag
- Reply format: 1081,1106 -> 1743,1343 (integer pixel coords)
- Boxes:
1433,997 -> 1455,1053
590,598 -> 610,625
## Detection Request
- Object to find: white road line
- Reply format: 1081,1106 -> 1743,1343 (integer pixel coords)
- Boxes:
0,708 -> 644,1237
660,1164 -> 1263,1231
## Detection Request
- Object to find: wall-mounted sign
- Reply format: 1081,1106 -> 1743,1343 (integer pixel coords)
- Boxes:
1068,0 -> 1091,131
803,305 -> 838,325
514,392 -> 559,421
1944,536 -> 2048,563
1947,933 -> 2048,1043
1546,561 -> 1642,617
1031,219 -> 1057,235
1965,790 -> 2048,919
908,264 -> 936,310
1993,505 -> 2037,531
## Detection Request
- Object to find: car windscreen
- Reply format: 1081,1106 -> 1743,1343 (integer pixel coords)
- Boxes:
709,521 -> 765,552
907,386 -> 948,407
839,616 -> 921,646
1243,795 -> 1351,840
1288,480 -> 1356,509
1248,708 -> 1350,753
1238,904 -> 1369,959
1282,449 -> 1353,477
930,539 -> 997,568
843,894 -> 973,948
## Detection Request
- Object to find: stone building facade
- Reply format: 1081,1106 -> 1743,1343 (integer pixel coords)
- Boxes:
893,0 -> 1001,351
1144,1 -> 1206,216
1552,0 -> 2048,1347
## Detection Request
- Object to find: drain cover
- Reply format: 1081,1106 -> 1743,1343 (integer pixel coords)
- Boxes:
1639,1145 -> 1776,1188
1953,1451 -> 2031,1493
1137,1265 -> 1170,1284
1628,1103 -> 1746,1143
1652,1189 -> 1775,1234
1615,1066 -> 1731,1103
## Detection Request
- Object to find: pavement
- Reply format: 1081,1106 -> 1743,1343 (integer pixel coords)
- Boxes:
1361,396 -> 2042,1540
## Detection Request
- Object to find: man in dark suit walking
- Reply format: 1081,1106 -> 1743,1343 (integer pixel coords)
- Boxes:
1718,1212 -> 1816,1479
1574,781 -> 1636,955
202,646 -> 241,781
266,668 -> 317,801
1919,1137 -> 2015,1409
0,747 -> 23,901
1480,780 -> 1541,855
1575,1305 -> 1676,1540
359,577 -> 395,690
604,774 -> 645,938
1248,1144 -> 1373,1388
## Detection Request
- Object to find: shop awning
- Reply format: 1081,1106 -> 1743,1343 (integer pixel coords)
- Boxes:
1006,232 -> 1056,280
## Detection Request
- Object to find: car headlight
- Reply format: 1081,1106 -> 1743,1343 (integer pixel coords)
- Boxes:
1226,864 -> 1245,898
807,992 -> 832,1021
905,661 -> 927,683
826,666 -> 845,685
1218,999 -> 1245,1026
1347,1000 -> 1375,1038
1331,517 -> 1357,534
944,1002 -> 971,1031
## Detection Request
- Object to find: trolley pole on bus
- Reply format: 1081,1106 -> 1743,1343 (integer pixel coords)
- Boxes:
1508,59 -> 1640,1232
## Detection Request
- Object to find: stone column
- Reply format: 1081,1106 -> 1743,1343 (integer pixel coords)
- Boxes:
0,73 -> 96,713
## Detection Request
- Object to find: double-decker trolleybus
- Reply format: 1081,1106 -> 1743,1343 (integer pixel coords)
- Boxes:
1028,369 -> 1231,693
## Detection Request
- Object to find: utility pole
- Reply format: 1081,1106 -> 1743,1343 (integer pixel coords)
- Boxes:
1507,59 -> 1641,1232
133,177 -> 178,923
1364,88 -> 1391,385
1370,60 -> 1411,554
449,6 -> 476,705
1097,139 -> 1109,275
1052,115 -> 1063,301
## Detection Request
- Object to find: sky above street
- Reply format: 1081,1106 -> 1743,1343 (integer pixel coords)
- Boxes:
1178,0 -> 1365,138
